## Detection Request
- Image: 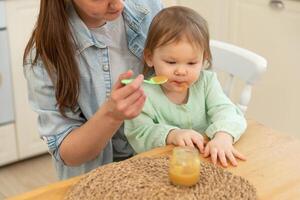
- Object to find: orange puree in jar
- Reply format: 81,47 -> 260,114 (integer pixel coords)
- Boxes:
169,147 -> 201,186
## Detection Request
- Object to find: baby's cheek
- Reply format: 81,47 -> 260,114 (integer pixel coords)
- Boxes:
190,73 -> 200,82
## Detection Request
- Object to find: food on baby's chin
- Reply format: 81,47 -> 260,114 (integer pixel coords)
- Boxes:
180,83 -> 189,91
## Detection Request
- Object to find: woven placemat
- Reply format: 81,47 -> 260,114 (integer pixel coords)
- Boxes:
65,156 -> 257,200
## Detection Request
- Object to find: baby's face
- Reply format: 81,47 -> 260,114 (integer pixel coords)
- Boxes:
145,38 -> 204,93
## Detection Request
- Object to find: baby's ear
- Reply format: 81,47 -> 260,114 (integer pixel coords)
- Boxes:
143,49 -> 154,67
203,50 -> 212,67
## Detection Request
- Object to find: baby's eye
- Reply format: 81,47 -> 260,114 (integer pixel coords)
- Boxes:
188,62 -> 197,65
165,60 -> 176,64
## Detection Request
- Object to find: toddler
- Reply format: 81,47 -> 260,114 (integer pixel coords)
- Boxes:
125,6 -> 247,167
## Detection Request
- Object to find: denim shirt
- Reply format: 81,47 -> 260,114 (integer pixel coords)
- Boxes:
23,0 -> 163,180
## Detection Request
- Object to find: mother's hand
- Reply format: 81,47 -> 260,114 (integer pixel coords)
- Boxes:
106,70 -> 146,122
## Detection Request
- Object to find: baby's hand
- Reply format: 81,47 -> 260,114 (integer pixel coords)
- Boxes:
166,129 -> 204,153
204,132 -> 246,167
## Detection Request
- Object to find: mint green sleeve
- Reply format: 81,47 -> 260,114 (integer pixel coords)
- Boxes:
204,72 -> 247,143
124,100 -> 178,153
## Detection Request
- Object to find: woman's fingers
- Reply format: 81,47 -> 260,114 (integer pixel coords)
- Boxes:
117,88 -> 145,112
123,94 -> 146,118
113,70 -> 134,90
108,72 -> 146,120
232,149 -> 247,161
112,74 -> 144,100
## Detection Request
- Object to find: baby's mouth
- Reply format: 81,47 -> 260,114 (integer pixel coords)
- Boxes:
172,81 -> 189,91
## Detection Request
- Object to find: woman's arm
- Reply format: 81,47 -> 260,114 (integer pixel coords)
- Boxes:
60,71 -> 146,166
25,64 -> 145,166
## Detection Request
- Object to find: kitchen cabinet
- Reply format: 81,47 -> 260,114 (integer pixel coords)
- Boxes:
5,0 -> 47,162
177,0 -> 231,41
229,0 -> 300,136
0,124 -> 18,166
0,1 -> 17,166
163,0 -> 231,41
162,0 -> 178,7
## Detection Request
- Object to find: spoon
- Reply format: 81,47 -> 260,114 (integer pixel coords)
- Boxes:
121,75 -> 168,85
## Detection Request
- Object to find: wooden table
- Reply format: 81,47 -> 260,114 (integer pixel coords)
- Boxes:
8,120 -> 300,200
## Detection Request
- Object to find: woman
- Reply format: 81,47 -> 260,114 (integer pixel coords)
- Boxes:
23,0 -> 163,179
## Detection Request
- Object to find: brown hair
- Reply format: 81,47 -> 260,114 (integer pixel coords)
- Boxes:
23,0 -> 79,116
143,6 -> 212,75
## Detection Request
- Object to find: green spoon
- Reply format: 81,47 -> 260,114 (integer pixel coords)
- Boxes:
121,75 -> 168,85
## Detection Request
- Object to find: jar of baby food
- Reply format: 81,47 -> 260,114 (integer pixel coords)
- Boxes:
169,146 -> 201,186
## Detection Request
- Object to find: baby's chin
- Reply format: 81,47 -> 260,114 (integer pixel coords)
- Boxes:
178,83 -> 189,92
164,85 -> 189,93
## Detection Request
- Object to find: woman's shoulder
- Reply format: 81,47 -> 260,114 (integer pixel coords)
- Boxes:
126,0 -> 163,10
124,0 -> 163,17
24,47 -> 46,67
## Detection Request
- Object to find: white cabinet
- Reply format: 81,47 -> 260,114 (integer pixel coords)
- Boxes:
0,124 -> 18,166
178,0 -> 231,41
5,0 -> 47,161
162,0 -> 178,7
163,0 -> 231,41
229,0 -> 300,136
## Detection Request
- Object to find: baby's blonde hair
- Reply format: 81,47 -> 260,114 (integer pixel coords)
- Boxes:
143,6 -> 212,76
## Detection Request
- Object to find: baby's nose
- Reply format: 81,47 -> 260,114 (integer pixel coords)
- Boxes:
174,67 -> 187,76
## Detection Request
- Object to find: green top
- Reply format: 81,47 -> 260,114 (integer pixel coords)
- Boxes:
124,70 -> 247,153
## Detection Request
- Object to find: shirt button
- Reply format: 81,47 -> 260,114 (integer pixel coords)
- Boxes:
102,64 -> 109,71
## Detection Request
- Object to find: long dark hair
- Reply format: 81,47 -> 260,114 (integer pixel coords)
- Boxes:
23,0 -> 79,116
143,6 -> 212,75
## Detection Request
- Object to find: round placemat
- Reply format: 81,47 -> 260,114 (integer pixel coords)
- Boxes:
65,156 -> 256,200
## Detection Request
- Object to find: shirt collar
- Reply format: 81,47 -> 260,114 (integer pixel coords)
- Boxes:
67,1 -> 149,53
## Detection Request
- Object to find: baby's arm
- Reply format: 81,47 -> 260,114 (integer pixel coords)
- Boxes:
204,72 -> 247,142
204,72 -> 247,166
124,100 -> 178,153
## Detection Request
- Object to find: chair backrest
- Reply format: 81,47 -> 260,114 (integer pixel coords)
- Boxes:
210,40 -> 267,114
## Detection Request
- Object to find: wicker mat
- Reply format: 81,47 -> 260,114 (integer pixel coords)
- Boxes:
65,156 -> 257,200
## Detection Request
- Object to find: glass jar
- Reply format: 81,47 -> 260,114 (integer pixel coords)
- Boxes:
169,146 -> 201,186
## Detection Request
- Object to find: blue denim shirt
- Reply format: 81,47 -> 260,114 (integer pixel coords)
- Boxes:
24,0 -> 163,180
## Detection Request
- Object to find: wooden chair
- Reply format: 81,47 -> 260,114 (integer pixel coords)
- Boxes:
210,40 -> 267,114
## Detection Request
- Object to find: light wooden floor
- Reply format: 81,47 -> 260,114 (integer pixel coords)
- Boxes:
0,154 -> 57,199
